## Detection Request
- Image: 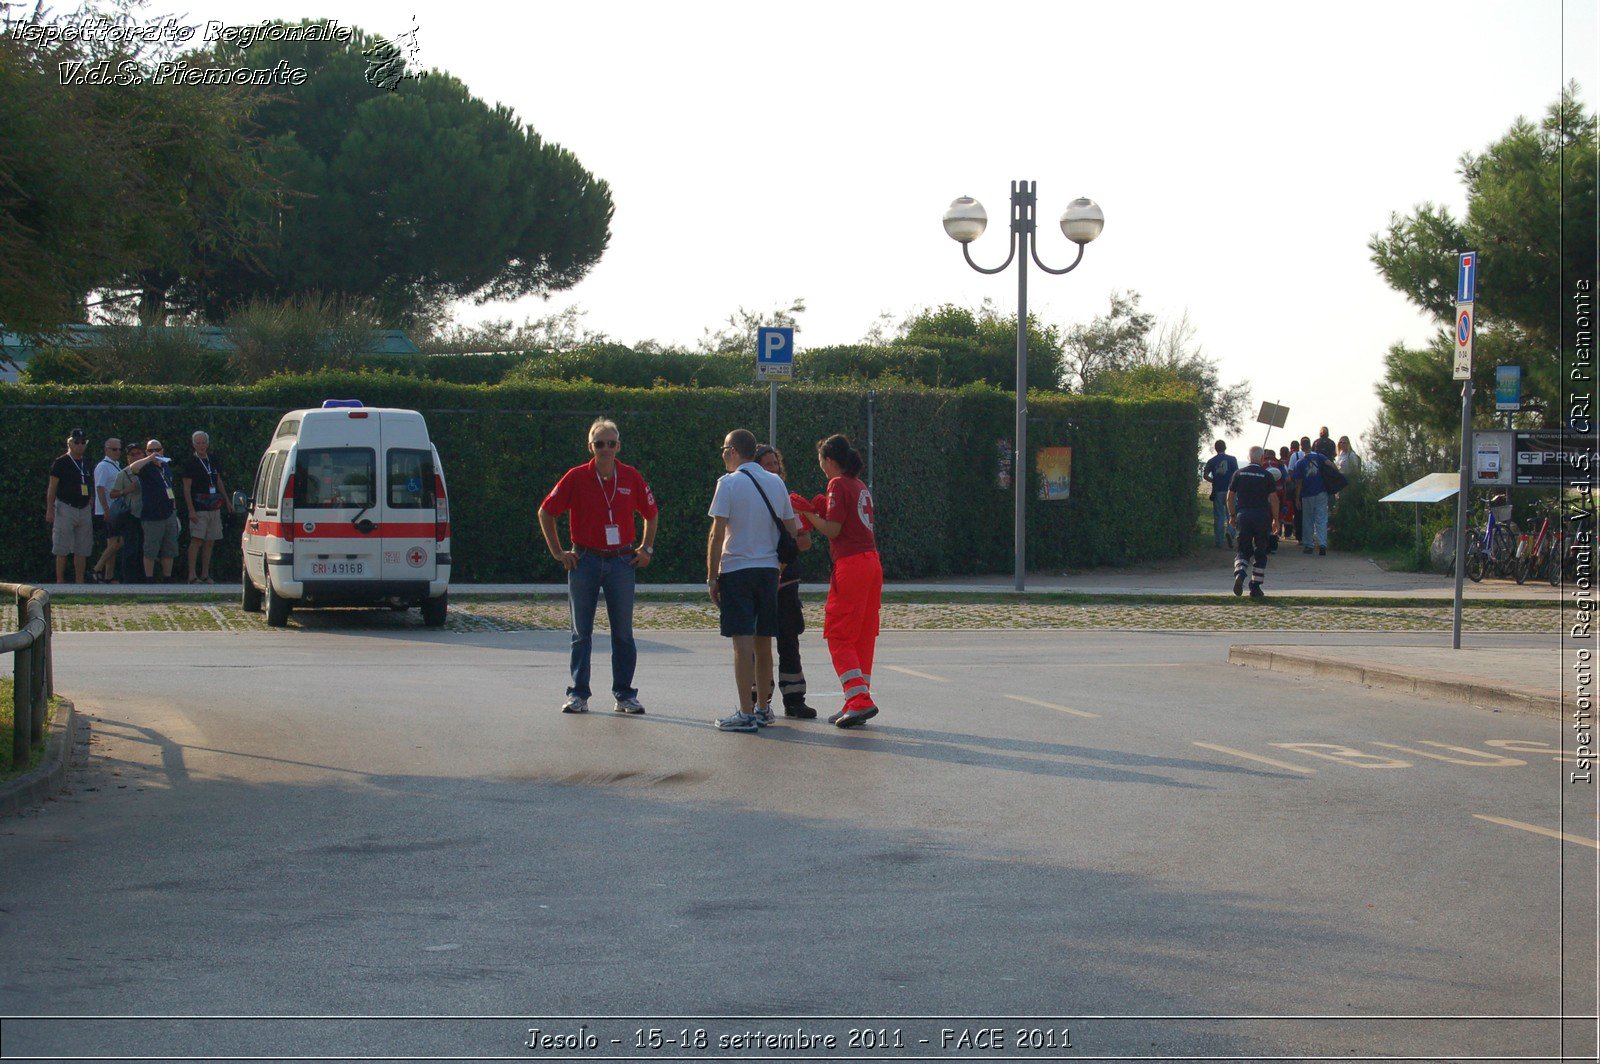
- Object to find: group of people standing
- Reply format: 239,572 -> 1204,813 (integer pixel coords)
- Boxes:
45,428 -> 231,585
537,419 -> 883,733
1203,426 -> 1363,597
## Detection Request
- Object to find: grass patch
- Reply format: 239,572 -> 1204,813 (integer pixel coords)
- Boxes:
51,588 -> 1564,612
0,685 -> 56,779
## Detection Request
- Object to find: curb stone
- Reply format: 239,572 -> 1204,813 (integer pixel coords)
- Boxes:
1227,647 -> 1567,719
0,698 -> 79,817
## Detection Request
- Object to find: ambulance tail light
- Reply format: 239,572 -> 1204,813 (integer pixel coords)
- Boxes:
282,470 -> 296,542
434,473 -> 450,542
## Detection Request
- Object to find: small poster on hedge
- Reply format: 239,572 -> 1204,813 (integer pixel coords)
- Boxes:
1037,446 -> 1072,501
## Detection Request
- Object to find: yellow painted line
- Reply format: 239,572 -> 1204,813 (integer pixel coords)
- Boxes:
882,665 -> 950,683
1473,814 -> 1600,849
1004,694 -> 1100,719
1191,742 -> 1316,775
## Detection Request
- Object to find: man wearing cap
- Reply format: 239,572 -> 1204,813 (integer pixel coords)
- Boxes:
125,440 -> 181,581
537,418 -> 660,715
45,428 -> 94,583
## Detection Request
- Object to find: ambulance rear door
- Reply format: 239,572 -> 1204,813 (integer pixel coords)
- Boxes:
377,410 -> 438,587
291,412 -> 382,586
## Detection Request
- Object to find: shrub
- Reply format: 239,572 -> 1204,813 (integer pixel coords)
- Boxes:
0,375 -> 1197,584
224,295 -> 384,382
21,328 -> 231,385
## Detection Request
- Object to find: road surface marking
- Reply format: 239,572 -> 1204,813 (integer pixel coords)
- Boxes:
1004,694 -> 1100,719
883,665 -> 949,683
1473,814 -> 1600,849
1192,742 -> 1316,774
1270,742 -> 1410,768
1372,741 -> 1525,767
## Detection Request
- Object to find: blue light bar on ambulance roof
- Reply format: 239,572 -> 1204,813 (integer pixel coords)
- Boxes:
321,399 -> 364,408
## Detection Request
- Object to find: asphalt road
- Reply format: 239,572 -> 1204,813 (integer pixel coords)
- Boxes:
1,627 -> 1594,1062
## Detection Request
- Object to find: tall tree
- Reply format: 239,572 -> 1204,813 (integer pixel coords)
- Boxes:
1368,84 -> 1597,447
1060,289 -> 1154,392
1063,290 -> 1250,437
180,25 -> 614,325
0,2 -> 278,330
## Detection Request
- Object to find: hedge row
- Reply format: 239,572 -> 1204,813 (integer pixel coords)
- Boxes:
0,373 -> 1198,585
25,338 -> 1062,391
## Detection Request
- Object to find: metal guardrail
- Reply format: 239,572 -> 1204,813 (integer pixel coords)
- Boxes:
1,583 -> 53,768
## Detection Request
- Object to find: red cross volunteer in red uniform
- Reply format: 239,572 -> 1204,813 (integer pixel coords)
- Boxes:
537,418 -> 659,716
795,433 -> 883,729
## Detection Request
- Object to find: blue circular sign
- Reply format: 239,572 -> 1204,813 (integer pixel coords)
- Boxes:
1457,309 -> 1472,345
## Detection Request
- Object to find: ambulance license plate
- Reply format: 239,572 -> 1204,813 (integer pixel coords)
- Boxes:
310,561 -> 365,576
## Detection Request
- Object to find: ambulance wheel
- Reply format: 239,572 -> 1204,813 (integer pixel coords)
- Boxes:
265,579 -> 292,628
241,575 -> 262,613
421,593 -> 448,628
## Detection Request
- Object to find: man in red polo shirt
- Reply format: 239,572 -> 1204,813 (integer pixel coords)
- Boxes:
537,418 -> 660,715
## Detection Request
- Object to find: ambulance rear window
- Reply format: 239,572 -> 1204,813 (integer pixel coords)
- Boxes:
263,452 -> 287,509
297,448 -> 375,508
387,449 -> 435,509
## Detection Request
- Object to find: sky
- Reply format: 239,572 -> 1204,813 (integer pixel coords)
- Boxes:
119,1 -> 1600,450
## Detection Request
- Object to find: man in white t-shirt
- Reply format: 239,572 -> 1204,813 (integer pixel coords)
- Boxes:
706,428 -> 806,733
92,437 -> 123,582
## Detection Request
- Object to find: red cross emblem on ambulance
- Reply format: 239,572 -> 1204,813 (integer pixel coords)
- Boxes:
406,547 -> 426,568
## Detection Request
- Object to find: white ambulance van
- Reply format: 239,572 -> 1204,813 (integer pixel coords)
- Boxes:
237,400 -> 451,627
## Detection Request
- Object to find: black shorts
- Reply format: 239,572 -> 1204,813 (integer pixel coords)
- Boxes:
718,566 -> 780,638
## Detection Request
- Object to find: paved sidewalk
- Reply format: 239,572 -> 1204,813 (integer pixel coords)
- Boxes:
31,549 -> 1565,601
1230,644 -> 1575,718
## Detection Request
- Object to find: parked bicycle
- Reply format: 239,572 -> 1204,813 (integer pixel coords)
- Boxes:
1464,494 -> 1518,582
1514,497 -> 1562,585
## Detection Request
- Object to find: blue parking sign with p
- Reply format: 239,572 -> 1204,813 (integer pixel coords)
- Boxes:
756,327 -> 794,379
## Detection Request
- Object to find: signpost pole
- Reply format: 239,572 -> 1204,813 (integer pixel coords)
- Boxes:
1451,252 -> 1477,651
1453,379 -> 1471,650
755,327 -> 795,450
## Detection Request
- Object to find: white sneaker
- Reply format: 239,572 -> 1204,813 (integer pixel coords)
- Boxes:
752,704 -> 775,727
561,696 -> 589,714
613,696 -> 646,714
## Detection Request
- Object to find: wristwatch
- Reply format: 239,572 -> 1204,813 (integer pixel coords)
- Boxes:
641,545 -> 654,555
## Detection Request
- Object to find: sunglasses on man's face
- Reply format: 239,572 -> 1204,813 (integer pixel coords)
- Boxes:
592,439 -> 619,449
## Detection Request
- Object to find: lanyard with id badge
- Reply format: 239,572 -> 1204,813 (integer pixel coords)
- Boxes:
199,456 -> 218,505
596,467 -> 623,547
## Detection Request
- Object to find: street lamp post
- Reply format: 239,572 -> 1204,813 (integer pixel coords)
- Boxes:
943,181 -> 1104,591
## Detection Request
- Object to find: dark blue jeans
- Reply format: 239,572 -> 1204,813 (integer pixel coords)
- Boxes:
1212,493 -> 1230,546
567,552 -> 638,701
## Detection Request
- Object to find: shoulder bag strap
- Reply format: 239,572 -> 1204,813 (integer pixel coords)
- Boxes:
739,468 -> 787,535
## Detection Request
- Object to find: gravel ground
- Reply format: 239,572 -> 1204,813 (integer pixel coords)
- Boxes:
39,599 -> 1565,634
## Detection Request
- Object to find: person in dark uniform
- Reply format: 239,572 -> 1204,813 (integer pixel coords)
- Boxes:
1226,446 -> 1280,599
753,444 -> 820,718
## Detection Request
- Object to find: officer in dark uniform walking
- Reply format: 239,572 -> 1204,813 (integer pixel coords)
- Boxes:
1226,446 -> 1281,598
